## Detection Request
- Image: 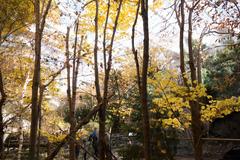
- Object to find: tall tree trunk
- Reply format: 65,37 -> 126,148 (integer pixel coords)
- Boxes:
99,97 -> 106,160
141,0 -> 151,159
93,0 -> 103,159
29,0 -> 52,159
69,22 -> 83,160
188,4 -> 203,160
132,1 -> 151,158
70,24 -> 77,160
29,0 -> 41,158
179,0 -> 187,85
178,0 -> 203,158
188,9 -> 197,83
99,1 -> 123,159
102,0 -> 110,73
99,0 -> 110,158
36,86 -> 44,160
94,0 -> 101,102
65,27 -> 76,160
36,112 -> 42,160
0,69 -> 6,159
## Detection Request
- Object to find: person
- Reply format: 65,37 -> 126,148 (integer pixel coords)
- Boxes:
89,128 -> 98,157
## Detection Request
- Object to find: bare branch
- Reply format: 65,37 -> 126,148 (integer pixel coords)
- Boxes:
40,0 -> 52,34
131,0 -> 141,92
103,0 -> 111,73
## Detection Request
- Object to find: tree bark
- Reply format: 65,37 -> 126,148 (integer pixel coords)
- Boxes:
70,25 -> 77,160
132,1 -> 151,158
94,0 -> 101,102
65,27 -> 77,160
141,0 -> 151,159
65,22 -> 83,160
176,0 -> 203,159
102,0 -> 110,73
29,0 -> 52,159
0,69 -> 6,159
188,9 -> 197,84
93,0 -> 104,159
99,0 -> 110,159
131,0 -> 141,91
179,0 -> 188,85
99,1 -> 123,159
29,0 -> 41,158
36,86 -> 44,160
187,2 -> 203,159
70,23 -> 83,160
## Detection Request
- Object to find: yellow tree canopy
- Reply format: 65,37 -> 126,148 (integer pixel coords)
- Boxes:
150,70 -> 240,129
0,0 -> 33,40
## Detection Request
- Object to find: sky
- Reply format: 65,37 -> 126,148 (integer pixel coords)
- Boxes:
42,0 -> 229,107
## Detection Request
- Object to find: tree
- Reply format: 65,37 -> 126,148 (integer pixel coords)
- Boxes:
140,0 -> 151,159
203,46 -> 240,98
0,0 -> 33,45
36,65 -> 66,159
132,0 -> 151,158
186,1 -> 203,159
0,70 -> 6,159
29,0 -> 52,159
206,0 -> 240,38
0,0 -> 33,158
65,24 -> 84,160
45,0 -> 124,158
96,0 -> 123,158
175,0 -> 203,159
